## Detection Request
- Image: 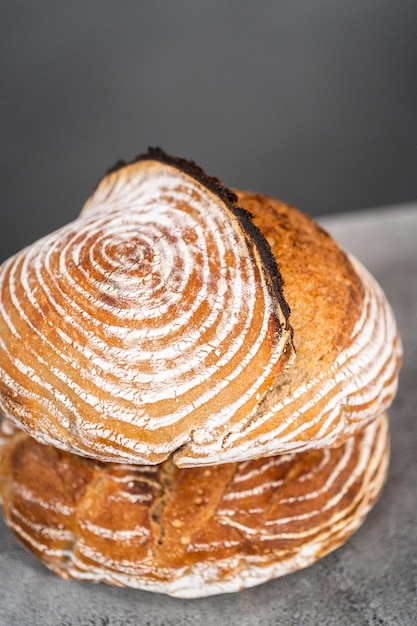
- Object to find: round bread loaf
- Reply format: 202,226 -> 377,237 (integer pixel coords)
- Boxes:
0,414 -> 389,598
0,150 -> 401,466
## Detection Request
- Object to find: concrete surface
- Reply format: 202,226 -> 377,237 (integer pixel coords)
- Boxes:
0,203 -> 416,625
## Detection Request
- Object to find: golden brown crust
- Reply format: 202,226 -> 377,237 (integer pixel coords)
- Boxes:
0,156 -> 401,466
0,158 -> 295,466
90,148 -> 291,321
175,194 -> 401,464
0,415 -> 389,597
244,193 -> 363,362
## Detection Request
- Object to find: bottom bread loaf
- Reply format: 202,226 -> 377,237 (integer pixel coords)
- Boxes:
0,414 -> 389,598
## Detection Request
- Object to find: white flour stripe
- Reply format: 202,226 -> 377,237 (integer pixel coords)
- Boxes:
11,483 -> 73,516
9,506 -> 74,541
80,520 -> 150,541
222,479 -> 285,501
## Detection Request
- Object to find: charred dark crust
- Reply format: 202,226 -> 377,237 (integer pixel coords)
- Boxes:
104,147 -> 238,206
102,147 -> 291,323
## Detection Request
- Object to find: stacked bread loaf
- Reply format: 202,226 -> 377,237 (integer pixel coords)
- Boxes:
0,149 -> 401,597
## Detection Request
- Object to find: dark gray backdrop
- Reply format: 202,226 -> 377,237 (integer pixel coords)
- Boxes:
1,1 -> 417,263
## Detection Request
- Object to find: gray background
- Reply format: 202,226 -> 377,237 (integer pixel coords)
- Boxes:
1,1 -> 417,263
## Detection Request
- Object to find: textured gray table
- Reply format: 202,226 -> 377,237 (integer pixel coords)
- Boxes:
0,204 -> 416,626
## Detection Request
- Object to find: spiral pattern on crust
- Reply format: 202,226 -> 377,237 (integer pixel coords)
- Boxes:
0,159 -> 293,464
0,414 -> 389,597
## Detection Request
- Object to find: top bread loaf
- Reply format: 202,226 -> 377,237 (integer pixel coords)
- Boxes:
0,149 -> 402,466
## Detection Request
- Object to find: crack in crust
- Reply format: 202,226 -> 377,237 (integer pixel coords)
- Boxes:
102,147 -> 291,323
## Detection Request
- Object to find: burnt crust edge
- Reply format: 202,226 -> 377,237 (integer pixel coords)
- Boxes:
101,147 -> 291,323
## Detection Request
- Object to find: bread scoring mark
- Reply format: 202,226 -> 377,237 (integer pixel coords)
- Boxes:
0,158 -> 294,464
259,258 -> 399,440
105,147 -> 290,322
177,256 -> 401,465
